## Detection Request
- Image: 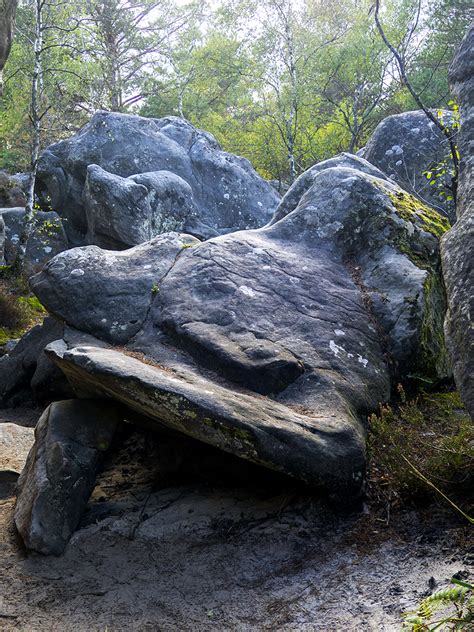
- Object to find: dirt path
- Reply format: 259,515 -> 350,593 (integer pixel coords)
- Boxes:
0,416 -> 472,631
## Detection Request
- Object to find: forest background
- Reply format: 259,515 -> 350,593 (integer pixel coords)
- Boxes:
0,0 -> 471,186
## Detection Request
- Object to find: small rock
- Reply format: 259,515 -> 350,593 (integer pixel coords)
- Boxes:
0,423 -> 35,474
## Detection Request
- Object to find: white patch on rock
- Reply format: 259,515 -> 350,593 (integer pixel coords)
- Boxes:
239,285 -> 255,298
385,149 -> 394,156
43,246 -> 52,254
334,329 -> 345,336
70,268 -> 85,277
329,340 -> 345,357
357,354 -> 369,368
392,145 -> 404,155
223,193 -> 230,200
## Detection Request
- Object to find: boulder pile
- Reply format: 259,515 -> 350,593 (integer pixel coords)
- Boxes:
1,97 -> 467,555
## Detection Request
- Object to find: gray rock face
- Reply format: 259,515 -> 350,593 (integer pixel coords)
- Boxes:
362,110 -> 456,221
0,207 -> 68,273
83,165 -> 201,249
32,166 -> 450,501
37,112 -> 280,245
0,317 -> 70,407
31,232 -> 200,345
15,399 -> 121,555
441,25 -> 474,420
0,170 -> 25,207
0,1 -> 17,94
270,152 -> 391,224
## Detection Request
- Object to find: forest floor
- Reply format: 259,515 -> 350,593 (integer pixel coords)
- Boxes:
0,407 -> 472,632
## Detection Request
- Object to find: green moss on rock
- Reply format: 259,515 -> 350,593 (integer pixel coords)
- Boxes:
416,271 -> 451,381
387,190 -> 450,238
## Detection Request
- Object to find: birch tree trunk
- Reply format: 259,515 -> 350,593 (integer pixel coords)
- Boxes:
12,0 -> 43,273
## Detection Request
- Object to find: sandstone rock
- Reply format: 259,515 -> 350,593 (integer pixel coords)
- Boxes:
270,152 -> 390,224
0,422 -> 34,474
48,343 -> 368,496
0,317 -> 69,407
35,167 -> 451,499
31,232 -> 200,345
37,112 -> 280,245
0,207 -> 68,273
0,170 -> 25,207
362,110 -> 456,221
441,24 -> 474,420
15,399 -> 121,555
83,165 -> 200,249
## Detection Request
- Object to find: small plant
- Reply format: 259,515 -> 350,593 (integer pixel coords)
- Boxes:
0,281 -> 46,347
368,388 -> 474,511
423,103 -> 460,207
151,283 -> 160,295
403,578 -> 474,631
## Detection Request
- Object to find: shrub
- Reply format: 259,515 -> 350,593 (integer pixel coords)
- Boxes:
368,387 -> 474,511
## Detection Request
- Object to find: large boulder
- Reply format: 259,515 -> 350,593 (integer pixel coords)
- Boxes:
0,207 -> 68,273
0,170 -> 26,207
362,110 -> 456,221
32,166 -> 450,501
441,25 -> 474,420
36,112 -> 280,246
15,399 -> 121,555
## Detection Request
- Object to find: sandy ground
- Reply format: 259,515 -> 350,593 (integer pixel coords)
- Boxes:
0,411 -> 472,631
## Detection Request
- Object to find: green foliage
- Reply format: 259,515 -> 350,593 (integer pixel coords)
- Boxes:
422,103 -> 460,205
0,281 -> 46,345
0,0 -> 469,180
403,578 -> 474,631
368,388 -> 474,507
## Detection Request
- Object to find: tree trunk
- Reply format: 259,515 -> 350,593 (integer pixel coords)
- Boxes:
0,0 -> 18,96
12,0 -> 42,274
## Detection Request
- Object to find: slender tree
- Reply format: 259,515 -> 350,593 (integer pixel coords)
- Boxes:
373,0 -> 459,205
12,0 -> 85,272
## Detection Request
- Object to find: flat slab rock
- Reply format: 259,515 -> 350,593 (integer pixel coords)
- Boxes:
48,343 -> 366,495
